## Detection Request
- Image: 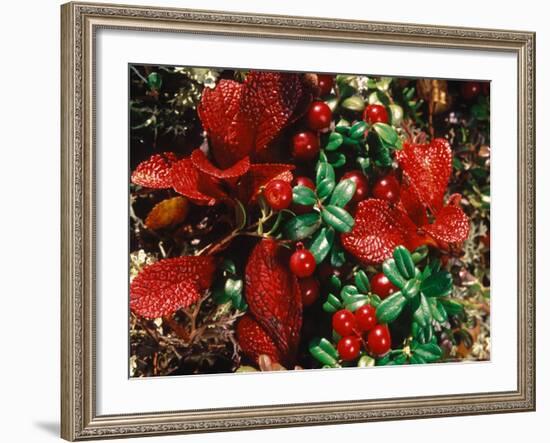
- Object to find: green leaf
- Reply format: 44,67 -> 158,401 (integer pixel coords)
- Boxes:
308,227 -> 335,264
292,185 -> 317,206
282,212 -> 321,240
413,343 -> 442,362
329,275 -> 342,292
309,341 -> 340,367
376,291 -> 407,324
346,299 -> 369,312
330,241 -> 346,267
316,177 -> 336,200
329,179 -> 357,207
421,271 -> 453,298
389,104 -> 404,126
376,77 -> 392,92
373,122 -> 399,148
147,72 -> 162,90
369,294 -> 382,308
220,259 -> 237,275
427,297 -> 447,323
325,132 -> 344,151
354,270 -> 370,293
411,245 -> 429,264
357,355 -> 376,367
413,294 -> 432,328
317,337 -> 339,360
212,284 -> 231,304
341,95 -> 365,112
440,298 -> 464,316
224,278 -> 243,299
327,151 -> 346,168
321,205 -> 355,233
390,353 -> 408,365
409,353 -> 426,365
368,132 -> 393,167
322,301 -> 338,313
401,278 -> 421,300
335,121 -> 351,136
315,160 -> 335,187
393,245 -> 416,279
340,284 -> 359,298
356,156 -> 371,174
382,259 -> 408,289
350,121 -> 368,140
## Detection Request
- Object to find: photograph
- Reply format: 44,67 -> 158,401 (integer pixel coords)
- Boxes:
128,66 -> 491,377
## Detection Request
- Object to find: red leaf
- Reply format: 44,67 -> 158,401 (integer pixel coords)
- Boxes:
397,138 -> 452,213
241,72 -> 310,153
341,199 -> 421,265
198,72 -> 313,168
130,256 -> 216,319
238,163 -> 294,203
190,149 -> 250,179
171,158 -> 226,206
131,152 -> 178,189
198,80 -> 252,169
422,205 -> 470,246
245,239 -> 302,366
236,315 -> 282,365
399,180 -> 428,227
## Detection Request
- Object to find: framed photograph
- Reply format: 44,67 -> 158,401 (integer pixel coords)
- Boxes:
61,1 -> 536,440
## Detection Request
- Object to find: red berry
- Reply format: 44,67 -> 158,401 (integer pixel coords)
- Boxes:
341,170 -> 369,204
291,131 -> 320,161
370,273 -> 397,299
363,104 -> 389,124
299,277 -> 320,307
317,74 -> 334,96
332,309 -> 357,337
461,81 -> 481,101
317,263 -> 342,282
355,304 -> 377,332
264,179 -> 293,210
294,176 -> 315,190
367,324 -> 391,356
306,101 -> 332,131
289,243 -> 316,278
372,175 -> 400,203
337,336 -> 361,361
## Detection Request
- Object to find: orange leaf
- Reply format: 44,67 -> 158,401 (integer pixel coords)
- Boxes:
145,196 -> 189,230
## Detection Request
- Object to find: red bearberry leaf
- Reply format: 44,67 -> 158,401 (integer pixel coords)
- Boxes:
130,256 -> 216,319
397,138 -> 452,213
241,71 -> 310,154
341,199 -> 422,265
236,315 -> 282,365
171,158 -> 227,206
198,79 -> 253,169
198,72 -> 313,169
238,163 -> 295,203
399,180 -> 429,227
422,205 -> 470,245
245,239 -> 302,366
191,149 -> 250,179
131,152 -> 178,189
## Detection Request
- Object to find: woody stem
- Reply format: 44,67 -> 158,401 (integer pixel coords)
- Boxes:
196,211 -> 278,256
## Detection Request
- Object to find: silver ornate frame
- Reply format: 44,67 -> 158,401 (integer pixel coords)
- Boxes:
61,2 -> 536,440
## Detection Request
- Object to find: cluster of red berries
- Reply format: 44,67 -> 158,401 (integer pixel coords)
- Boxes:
289,74 -> 335,163
337,170 -> 401,206
332,306 -> 391,361
263,169 -> 400,214
288,242 -> 320,308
